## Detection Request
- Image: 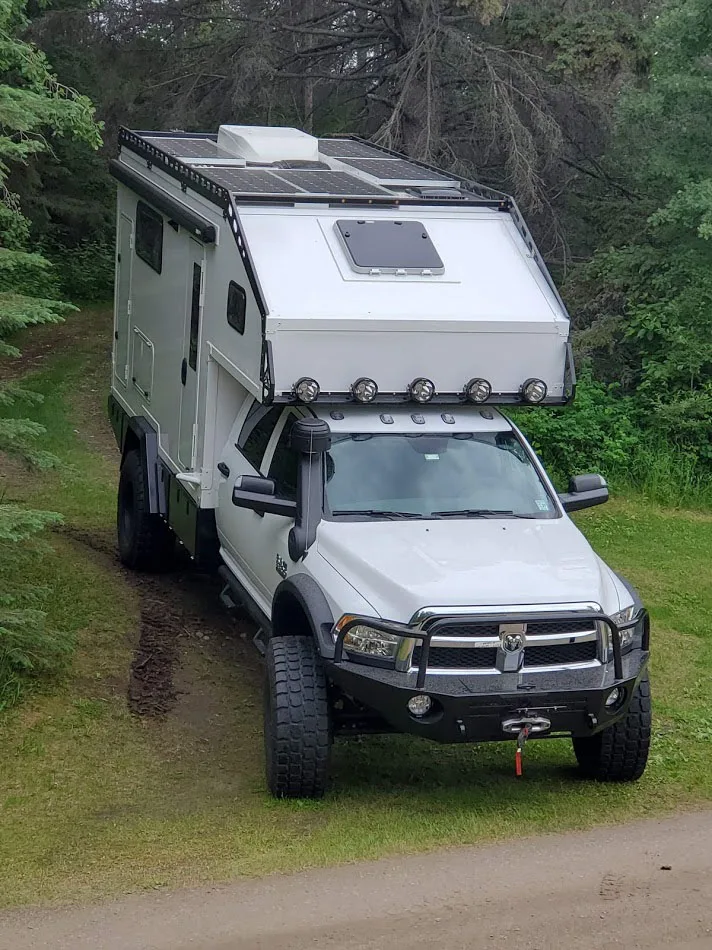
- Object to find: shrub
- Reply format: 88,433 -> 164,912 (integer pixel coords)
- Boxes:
43,239 -> 115,303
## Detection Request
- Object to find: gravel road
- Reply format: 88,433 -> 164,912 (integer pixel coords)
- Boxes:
2,811 -> 711,950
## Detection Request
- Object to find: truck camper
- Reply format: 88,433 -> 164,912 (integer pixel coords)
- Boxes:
109,124 -> 650,797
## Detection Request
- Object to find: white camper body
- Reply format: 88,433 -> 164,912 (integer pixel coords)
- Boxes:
109,125 -> 573,516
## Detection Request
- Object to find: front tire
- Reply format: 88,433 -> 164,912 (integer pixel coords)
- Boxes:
573,673 -> 651,782
117,449 -> 174,571
264,636 -> 332,799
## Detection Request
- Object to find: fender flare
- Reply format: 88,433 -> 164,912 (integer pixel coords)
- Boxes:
109,395 -> 163,514
272,574 -> 335,658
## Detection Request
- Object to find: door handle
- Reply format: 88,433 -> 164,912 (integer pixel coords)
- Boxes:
217,462 -> 230,478
181,357 -> 187,385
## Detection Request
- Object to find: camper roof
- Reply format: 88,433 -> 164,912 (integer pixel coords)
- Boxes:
125,127 -> 503,205
114,125 -> 574,408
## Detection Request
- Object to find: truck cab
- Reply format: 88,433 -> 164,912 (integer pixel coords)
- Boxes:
215,399 -> 650,796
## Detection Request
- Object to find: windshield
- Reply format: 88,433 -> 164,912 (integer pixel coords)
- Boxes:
324,431 -> 558,520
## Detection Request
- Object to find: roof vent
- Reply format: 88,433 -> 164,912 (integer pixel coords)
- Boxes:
216,125 -> 319,163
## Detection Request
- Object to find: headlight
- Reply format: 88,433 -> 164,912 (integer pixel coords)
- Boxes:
610,605 -> 637,651
342,623 -> 401,658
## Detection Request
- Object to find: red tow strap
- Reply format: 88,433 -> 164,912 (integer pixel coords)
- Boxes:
515,725 -> 530,777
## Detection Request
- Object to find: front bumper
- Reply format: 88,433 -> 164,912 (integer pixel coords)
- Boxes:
325,649 -> 649,743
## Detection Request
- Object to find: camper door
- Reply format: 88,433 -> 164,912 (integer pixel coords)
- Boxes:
179,239 -> 205,468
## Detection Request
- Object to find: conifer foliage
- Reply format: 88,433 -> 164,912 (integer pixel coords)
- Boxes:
0,0 -> 100,707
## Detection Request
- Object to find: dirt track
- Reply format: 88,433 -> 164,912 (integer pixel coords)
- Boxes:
2,811 -> 710,950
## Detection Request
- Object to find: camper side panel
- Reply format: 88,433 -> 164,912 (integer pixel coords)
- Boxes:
113,182 -> 194,469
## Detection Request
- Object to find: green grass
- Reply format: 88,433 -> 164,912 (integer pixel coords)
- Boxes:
1,308 -> 711,907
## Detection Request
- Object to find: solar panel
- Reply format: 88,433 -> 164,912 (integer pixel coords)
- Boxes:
273,170 -> 390,196
195,168 -> 292,193
339,157 -> 456,183
318,138 -> 386,160
144,137 -> 223,160
183,164 -> 391,197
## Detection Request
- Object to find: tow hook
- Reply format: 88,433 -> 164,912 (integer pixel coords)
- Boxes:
501,714 -> 552,778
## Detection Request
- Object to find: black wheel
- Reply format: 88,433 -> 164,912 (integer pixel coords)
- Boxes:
117,449 -> 174,571
573,673 -> 651,782
264,636 -> 332,799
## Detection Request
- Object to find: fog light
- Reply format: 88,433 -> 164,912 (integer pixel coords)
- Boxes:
407,694 -> 432,717
605,687 -> 623,709
464,377 -> 492,404
293,377 -> 320,403
521,378 -> 548,404
409,377 -> 435,403
352,377 -> 378,403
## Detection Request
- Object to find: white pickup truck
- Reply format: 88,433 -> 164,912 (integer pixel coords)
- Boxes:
108,124 -> 651,797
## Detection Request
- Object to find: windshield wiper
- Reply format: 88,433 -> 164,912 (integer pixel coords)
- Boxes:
331,509 -> 422,520
430,508 -> 536,519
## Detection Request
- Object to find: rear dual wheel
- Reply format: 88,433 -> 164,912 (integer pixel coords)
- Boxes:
117,449 -> 174,571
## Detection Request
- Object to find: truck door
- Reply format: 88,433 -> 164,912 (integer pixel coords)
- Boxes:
216,405 -> 299,617
249,409 -> 300,600
113,213 -> 133,386
178,239 -> 204,469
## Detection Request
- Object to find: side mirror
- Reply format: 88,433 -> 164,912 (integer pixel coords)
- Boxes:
559,473 -> 609,513
232,475 -> 297,518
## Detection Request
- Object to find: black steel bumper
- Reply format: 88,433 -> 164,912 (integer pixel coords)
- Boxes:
325,650 -> 649,743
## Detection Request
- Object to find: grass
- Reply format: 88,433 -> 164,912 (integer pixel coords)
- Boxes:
0,307 -> 711,907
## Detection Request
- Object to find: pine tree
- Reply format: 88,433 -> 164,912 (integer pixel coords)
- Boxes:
0,0 -> 101,707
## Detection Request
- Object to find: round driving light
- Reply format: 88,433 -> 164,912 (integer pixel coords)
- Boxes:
293,377 -> 320,403
465,377 -> 492,404
407,694 -> 433,718
409,377 -> 435,404
521,378 -> 548,404
352,377 -> 378,403
605,687 -> 623,709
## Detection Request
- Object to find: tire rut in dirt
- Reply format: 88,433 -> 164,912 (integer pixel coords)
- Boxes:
127,598 -> 182,718
57,522 -> 255,719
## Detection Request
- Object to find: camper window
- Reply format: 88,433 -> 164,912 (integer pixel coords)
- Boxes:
227,282 -> 246,335
135,201 -> 163,274
188,263 -> 202,370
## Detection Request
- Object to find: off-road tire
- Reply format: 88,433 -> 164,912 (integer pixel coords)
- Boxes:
264,636 -> 332,799
573,673 -> 651,782
117,449 -> 174,571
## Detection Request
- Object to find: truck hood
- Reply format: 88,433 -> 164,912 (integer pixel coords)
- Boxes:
316,518 -> 622,623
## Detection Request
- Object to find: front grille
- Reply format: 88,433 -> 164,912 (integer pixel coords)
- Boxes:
410,639 -> 597,671
412,646 -> 497,669
430,618 -> 596,639
522,641 -> 597,666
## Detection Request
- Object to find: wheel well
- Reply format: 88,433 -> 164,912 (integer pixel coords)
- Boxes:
272,591 -> 312,640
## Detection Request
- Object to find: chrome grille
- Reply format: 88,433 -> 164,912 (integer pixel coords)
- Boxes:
430,618 -> 596,639
407,610 -> 602,675
411,640 -> 597,670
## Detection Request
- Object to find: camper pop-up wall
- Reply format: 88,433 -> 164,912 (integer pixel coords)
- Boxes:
108,126 -> 650,799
